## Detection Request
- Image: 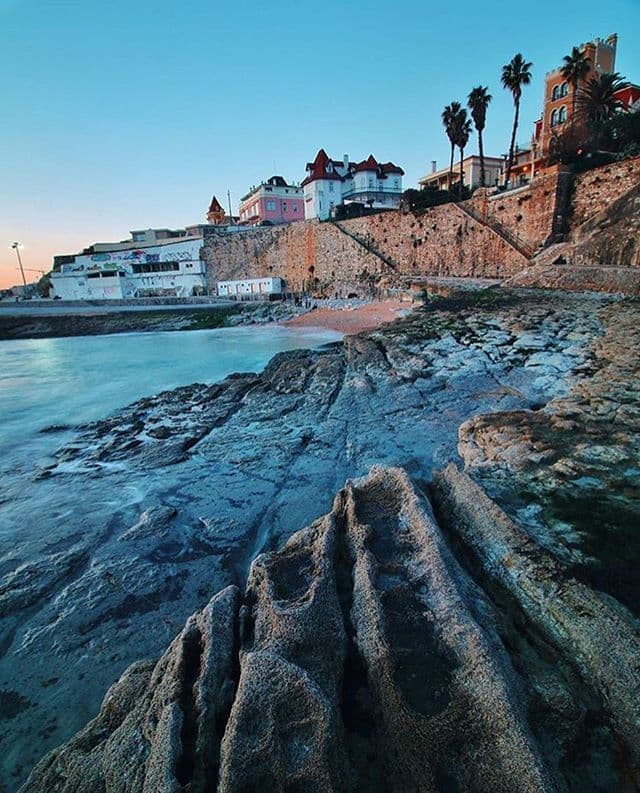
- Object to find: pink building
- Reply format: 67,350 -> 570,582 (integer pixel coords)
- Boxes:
238,176 -> 304,225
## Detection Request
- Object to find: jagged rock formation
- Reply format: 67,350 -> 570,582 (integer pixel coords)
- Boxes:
4,292 -> 640,790
21,467 -> 640,792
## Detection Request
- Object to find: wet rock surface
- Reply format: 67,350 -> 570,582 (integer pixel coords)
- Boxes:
458,300 -> 640,615
2,290 -> 640,790
20,467 -> 639,792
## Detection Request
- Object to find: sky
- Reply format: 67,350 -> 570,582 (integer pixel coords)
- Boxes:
1,0 -> 639,289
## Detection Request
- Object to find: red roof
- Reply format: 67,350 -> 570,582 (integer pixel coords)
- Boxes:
380,162 -> 405,176
302,149 -> 404,186
350,155 -> 404,177
352,154 -> 379,173
301,149 -> 345,187
614,84 -> 640,108
208,195 -> 224,213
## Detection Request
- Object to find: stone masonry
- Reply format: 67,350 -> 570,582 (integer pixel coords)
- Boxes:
201,157 -> 640,296
570,155 -> 640,228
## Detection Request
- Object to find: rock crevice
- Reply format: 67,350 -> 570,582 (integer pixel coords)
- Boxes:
22,465 -> 640,792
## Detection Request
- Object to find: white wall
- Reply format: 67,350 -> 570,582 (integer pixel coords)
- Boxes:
217,277 -> 283,297
50,238 -> 206,300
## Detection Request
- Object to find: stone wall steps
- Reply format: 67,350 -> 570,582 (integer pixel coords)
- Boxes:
454,201 -> 536,259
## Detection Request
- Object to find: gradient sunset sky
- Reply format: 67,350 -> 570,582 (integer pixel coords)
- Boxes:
1,0 -> 639,289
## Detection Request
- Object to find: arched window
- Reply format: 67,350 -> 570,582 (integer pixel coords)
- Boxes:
559,106 -> 567,123
561,82 -> 569,97
551,108 -> 559,126
552,85 -> 560,101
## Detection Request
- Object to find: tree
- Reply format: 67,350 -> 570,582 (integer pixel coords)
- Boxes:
467,86 -> 492,187
442,102 -> 462,190
455,111 -> 472,200
560,46 -> 591,120
501,53 -> 533,187
578,72 -> 629,125
578,72 -> 629,150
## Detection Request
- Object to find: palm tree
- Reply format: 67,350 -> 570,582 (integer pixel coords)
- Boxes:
578,72 -> 629,150
467,86 -> 492,187
501,53 -> 533,187
442,102 -> 462,191
578,72 -> 629,124
455,111 -> 472,200
560,46 -> 591,121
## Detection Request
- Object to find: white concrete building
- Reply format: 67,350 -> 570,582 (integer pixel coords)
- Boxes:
302,149 -> 404,220
50,237 -> 205,300
217,277 -> 283,298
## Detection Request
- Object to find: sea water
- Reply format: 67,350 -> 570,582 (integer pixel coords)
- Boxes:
0,325 -> 342,468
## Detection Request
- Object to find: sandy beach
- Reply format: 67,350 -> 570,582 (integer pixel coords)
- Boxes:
284,299 -> 411,335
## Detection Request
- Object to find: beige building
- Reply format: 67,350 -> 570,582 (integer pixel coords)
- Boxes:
418,155 -> 504,191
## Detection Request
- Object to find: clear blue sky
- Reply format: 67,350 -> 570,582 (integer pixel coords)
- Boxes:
1,0 -> 639,287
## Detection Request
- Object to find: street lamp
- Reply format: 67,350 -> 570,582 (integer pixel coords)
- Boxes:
11,242 -> 27,287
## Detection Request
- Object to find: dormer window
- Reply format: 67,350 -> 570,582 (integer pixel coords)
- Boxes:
327,163 -> 333,173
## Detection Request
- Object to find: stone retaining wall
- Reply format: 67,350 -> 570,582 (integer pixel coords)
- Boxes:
202,208 -> 529,297
570,156 -> 640,229
201,156 -> 640,295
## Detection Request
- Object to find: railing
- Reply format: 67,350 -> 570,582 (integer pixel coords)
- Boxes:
341,188 -> 403,201
455,202 -> 536,259
329,221 -> 400,271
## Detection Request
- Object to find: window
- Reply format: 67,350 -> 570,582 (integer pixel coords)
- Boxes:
266,200 -> 276,211
552,85 -> 560,101
368,177 -> 374,187
550,108 -> 559,126
329,182 -> 334,193
561,82 -> 569,97
559,105 -> 567,123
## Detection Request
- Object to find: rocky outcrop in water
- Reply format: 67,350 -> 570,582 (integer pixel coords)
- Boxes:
3,291 -> 640,790
20,466 -> 640,792
0,301 -> 304,341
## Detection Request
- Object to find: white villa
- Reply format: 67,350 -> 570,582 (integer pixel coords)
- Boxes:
50,236 -> 206,300
302,149 -> 404,220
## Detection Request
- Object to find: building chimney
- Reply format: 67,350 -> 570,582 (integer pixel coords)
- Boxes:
431,160 -> 437,173
343,154 -> 349,170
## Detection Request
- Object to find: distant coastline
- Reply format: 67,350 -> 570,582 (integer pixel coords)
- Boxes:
0,300 -> 300,341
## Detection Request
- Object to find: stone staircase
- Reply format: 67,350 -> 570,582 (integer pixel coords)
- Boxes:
454,201 -> 537,260
329,220 -> 400,271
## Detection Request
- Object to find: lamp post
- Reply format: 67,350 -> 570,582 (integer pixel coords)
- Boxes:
227,190 -> 234,225
11,242 -> 27,287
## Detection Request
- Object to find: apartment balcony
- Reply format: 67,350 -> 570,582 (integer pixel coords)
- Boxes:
342,187 -> 403,205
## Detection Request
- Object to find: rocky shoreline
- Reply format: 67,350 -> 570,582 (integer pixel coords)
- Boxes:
1,289 -> 639,790
0,300 -> 306,340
